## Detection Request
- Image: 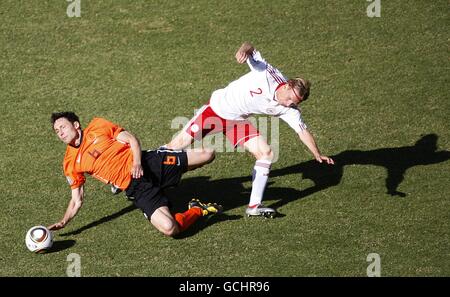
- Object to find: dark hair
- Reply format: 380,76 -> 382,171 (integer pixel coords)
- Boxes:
50,112 -> 80,127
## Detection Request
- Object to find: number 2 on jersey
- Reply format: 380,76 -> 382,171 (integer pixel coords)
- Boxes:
249,88 -> 262,97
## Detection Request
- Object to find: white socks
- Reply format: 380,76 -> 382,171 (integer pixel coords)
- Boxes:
249,159 -> 272,207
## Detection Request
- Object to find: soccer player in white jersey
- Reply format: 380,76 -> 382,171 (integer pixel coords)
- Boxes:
166,42 -> 334,217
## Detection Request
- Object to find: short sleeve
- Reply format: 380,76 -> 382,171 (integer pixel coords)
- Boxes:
63,161 -> 86,189
279,108 -> 308,133
90,117 -> 124,139
66,173 -> 85,189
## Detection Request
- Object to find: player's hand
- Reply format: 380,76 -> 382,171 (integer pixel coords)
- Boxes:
235,50 -> 249,64
48,220 -> 66,231
235,42 -> 254,64
131,163 -> 144,179
316,155 -> 335,165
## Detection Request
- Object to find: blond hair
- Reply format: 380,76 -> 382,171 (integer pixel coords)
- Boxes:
288,77 -> 311,101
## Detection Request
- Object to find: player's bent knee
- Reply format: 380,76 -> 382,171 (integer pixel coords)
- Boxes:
151,213 -> 180,237
159,222 -> 179,237
267,149 -> 274,160
195,149 -> 215,165
186,149 -> 216,171
162,228 -> 179,237
203,149 -> 215,164
256,147 -> 274,161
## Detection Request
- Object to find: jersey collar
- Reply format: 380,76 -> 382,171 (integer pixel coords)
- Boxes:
273,82 -> 287,103
70,130 -> 83,148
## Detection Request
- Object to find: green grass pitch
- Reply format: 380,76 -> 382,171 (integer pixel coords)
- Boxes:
0,0 -> 449,276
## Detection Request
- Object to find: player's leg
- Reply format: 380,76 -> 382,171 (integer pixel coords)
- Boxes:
157,149 -> 215,186
149,205 -> 215,236
166,130 -> 195,150
150,199 -> 223,236
166,105 -> 225,151
145,195 -> 221,237
154,149 -> 222,234
127,150 -> 221,237
150,206 -> 180,236
125,178 -> 185,236
130,187 -> 206,237
125,177 -> 182,236
149,203 -> 220,235
243,135 -> 276,217
186,148 -> 215,171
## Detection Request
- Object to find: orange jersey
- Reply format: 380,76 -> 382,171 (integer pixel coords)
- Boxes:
63,118 -> 133,190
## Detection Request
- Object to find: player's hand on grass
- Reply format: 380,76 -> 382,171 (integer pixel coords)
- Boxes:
316,155 -> 335,165
131,162 -> 144,179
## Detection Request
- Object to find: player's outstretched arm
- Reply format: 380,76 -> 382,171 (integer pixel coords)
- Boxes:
297,130 -> 335,165
235,41 -> 255,64
48,186 -> 84,231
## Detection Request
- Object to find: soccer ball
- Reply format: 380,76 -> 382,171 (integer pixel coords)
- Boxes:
25,226 -> 53,253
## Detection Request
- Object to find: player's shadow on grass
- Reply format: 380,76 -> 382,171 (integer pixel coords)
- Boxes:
170,133 -> 450,219
273,133 -> 449,200
60,134 -> 449,237
328,133 -> 450,198
60,204 -> 137,236
173,213 -> 243,239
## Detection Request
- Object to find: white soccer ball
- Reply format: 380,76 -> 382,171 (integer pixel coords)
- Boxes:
25,226 -> 53,253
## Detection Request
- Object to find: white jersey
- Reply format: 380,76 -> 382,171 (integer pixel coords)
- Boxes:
209,50 -> 307,133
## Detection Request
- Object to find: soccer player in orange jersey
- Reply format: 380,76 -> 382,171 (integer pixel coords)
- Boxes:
48,112 -> 222,237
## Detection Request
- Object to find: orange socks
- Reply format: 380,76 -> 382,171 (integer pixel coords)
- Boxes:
174,207 -> 203,232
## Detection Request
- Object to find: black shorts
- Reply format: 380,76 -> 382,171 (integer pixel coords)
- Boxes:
125,149 -> 188,219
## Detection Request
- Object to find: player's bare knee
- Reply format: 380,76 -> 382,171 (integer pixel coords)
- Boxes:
256,147 -> 273,161
191,149 -> 215,167
164,228 -> 179,237
159,221 -> 179,237
203,149 -> 215,164
266,148 -> 274,160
